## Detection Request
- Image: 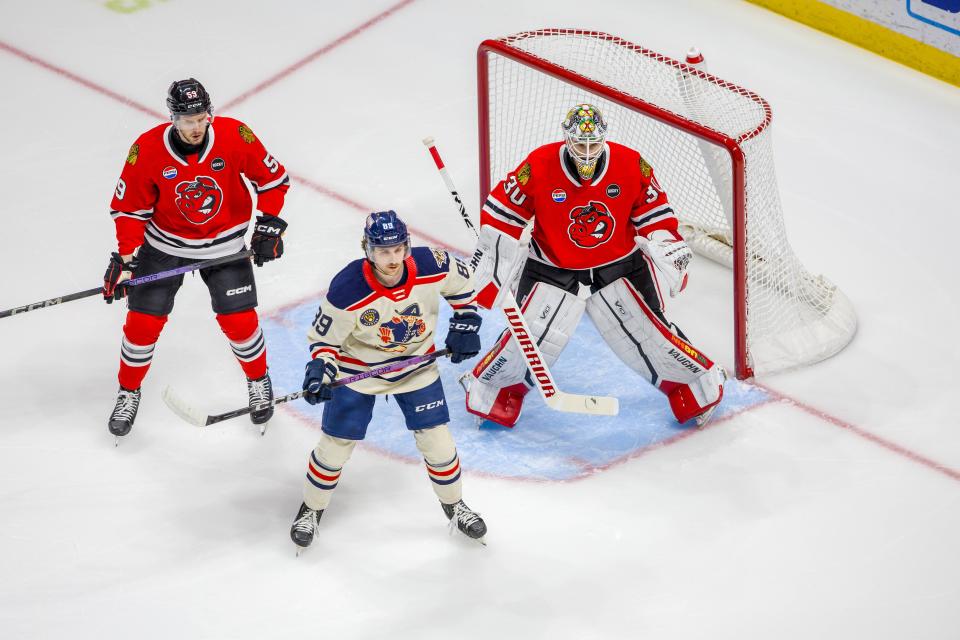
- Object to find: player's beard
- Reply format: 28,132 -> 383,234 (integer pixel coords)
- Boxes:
374,262 -> 404,286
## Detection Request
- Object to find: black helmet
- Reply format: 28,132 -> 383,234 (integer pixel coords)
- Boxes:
166,78 -> 212,116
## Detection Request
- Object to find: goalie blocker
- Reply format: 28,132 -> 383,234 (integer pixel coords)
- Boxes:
466,249 -> 724,427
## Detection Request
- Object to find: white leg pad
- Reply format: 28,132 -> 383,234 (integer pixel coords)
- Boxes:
466,282 -> 585,416
587,277 -> 724,421
303,434 -> 357,511
414,424 -> 462,504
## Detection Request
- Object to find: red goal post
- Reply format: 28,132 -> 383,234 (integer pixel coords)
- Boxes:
477,29 -> 856,379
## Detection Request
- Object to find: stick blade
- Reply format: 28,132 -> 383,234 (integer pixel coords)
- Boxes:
545,393 -> 619,416
161,386 -> 209,427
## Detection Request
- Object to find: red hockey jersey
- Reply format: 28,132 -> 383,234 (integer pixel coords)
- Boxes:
480,141 -> 679,270
109,116 -> 289,258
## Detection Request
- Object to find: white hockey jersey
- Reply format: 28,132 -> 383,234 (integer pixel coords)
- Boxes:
307,247 -> 477,395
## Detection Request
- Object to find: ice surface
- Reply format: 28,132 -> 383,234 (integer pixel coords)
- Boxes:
1,1 -> 958,638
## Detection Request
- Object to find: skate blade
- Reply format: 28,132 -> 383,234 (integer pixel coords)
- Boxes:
260,423 -> 268,436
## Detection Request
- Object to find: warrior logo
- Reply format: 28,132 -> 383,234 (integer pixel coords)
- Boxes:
174,175 -> 223,224
377,302 -> 427,353
567,200 -> 615,248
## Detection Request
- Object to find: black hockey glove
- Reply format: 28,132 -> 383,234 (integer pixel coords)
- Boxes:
251,214 -> 288,266
302,358 -> 337,405
103,252 -> 139,303
445,312 -> 482,364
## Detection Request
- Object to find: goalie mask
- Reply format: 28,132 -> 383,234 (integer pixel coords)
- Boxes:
361,210 -> 411,262
561,103 -> 607,180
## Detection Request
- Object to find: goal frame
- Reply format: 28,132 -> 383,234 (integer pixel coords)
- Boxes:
477,29 -> 774,379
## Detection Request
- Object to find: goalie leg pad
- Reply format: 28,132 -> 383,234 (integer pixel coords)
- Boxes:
303,434 -> 357,511
466,282 -> 585,425
586,277 -> 724,422
413,424 -> 462,504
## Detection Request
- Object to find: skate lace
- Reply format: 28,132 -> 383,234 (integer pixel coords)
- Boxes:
248,377 -> 272,408
448,501 -> 481,534
112,390 -> 140,421
293,510 -> 318,534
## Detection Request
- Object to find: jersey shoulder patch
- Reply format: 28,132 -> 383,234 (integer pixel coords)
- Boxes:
326,259 -> 373,309
411,246 -> 450,277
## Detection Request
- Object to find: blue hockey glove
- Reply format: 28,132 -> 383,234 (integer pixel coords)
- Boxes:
302,359 -> 336,405
445,312 -> 482,364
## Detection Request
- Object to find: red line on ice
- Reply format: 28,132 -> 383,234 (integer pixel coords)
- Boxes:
5,26 -> 959,485
219,0 -> 419,111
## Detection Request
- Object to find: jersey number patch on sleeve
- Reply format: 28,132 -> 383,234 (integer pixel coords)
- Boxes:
262,152 -> 279,174
312,309 -> 333,336
503,175 -> 527,206
115,178 -> 126,200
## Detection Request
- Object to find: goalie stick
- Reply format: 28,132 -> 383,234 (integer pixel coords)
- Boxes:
422,137 -> 618,417
0,249 -> 255,319
162,349 -> 453,427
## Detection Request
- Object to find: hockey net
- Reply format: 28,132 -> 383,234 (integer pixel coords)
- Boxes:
478,29 -> 857,378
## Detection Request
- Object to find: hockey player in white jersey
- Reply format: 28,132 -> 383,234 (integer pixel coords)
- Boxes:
289,211 -> 487,551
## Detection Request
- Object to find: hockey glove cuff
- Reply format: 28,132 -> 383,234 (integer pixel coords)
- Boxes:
472,225 -> 524,309
251,214 -> 288,266
103,251 -> 139,303
302,358 -> 337,405
445,312 -> 482,364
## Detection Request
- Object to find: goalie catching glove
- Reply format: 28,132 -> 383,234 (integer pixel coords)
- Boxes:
635,229 -> 692,298
251,214 -> 288,266
471,225 -> 525,309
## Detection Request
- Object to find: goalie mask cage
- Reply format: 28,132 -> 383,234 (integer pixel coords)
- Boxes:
477,29 -> 857,379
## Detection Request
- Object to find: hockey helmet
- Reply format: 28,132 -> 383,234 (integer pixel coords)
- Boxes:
166,78 -> 213,116
561,103 -> 607,180
362,210 -> 411,261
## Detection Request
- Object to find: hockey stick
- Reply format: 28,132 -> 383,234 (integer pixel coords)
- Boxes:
0,249 -> 255,319
422,137 -> 618,416
162,348 -> 453,427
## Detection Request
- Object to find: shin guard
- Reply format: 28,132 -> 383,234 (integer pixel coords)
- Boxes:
303,434 -> 357,511
413,424 -> 462,504
118,310 -> 168,391
216,309 -> 267,379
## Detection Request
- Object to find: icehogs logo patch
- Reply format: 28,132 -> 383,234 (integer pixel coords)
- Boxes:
567,201 -> 615,248
378,303 -> 426,353
174,176 -> 223,224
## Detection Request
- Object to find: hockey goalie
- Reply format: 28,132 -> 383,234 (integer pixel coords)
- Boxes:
463,104 -> 726,428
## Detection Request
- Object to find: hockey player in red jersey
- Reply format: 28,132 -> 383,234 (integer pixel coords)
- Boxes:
463,104 -> 725,428
102,78 -> 290,439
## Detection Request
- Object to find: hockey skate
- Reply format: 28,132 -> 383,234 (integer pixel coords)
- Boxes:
247,372 -> 274,434
442,499 -> 487,544
290,502 -> 323,555
108,387 -> 141,445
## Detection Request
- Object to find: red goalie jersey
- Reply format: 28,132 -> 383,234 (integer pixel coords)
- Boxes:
480,141 -> 680,270
109,116 -> 289,258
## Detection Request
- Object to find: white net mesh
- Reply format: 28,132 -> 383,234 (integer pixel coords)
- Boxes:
481,30 -> 856,377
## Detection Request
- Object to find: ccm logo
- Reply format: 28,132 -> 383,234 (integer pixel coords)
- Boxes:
415,399 -> 445,412
226,285 -> 253,296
